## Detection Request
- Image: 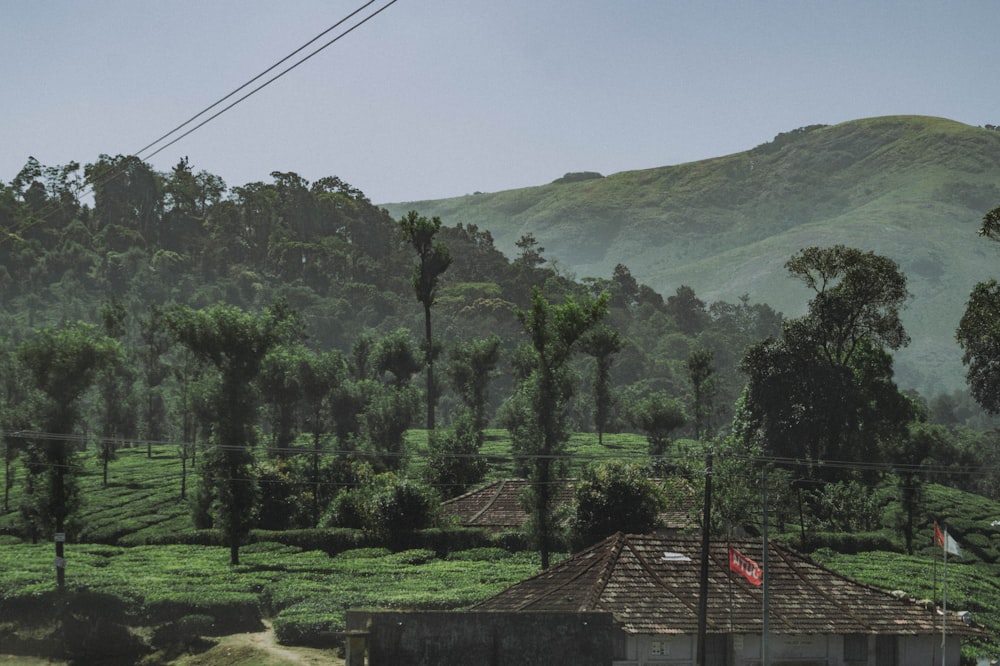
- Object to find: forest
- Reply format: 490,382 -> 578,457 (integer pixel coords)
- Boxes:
3,154 -> 1000,661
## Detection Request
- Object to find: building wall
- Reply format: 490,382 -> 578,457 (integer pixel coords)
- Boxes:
347,610 -> 614,666
615,633 -> 964,666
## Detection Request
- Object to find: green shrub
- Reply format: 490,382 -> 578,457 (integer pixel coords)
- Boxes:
151,613 -> 214,650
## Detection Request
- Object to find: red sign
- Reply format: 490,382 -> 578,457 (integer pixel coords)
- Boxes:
729,546 -> 763,586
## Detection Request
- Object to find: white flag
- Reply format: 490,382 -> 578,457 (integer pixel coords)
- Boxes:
945,531 -> 963,558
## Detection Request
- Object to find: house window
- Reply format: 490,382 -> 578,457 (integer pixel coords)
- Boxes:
844,634 -> 868,662
650,639 -> 669,656
875,635 -> 897,665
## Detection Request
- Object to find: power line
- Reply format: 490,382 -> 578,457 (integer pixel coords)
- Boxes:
137,0 -> 401,162
131,0 -> 380,160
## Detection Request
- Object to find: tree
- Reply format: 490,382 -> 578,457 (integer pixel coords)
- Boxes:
137,304 -> 172,457
445,335 -> 502,443
506,286 -> 608,569
258,344 -> 308,458
165,303 -> 299,565
626,391 -> 687,470
94,298 -> 137,486
427,336 -> 503,497
514,233 -> 545,268
571,460 -> 666,549
17,322 -> 119,588
298,349 -> 347,526
686,348 -> 717,440
580,325 -> 624,445
0,341 -> 30,514
399,210 -> 452,430
737,246 -> 914,487
665,285 -> 710,335
957,205 -> 1000,413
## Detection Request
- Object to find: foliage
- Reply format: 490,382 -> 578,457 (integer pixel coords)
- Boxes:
16,322 -> 119,544
624,390 -> 687,466
326,471 -> 438,542
165,302 -> 302,564
399,210 -> 452,430
958,255 -> 1000,413
424,412 -> 488,499
505,287 -> 609,569
571,460 -> 666,549
737,246 -> 915,484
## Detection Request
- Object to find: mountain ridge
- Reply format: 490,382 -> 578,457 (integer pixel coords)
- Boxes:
383,116 -> 1000,395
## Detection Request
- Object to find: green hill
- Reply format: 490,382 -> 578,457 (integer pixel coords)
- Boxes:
384,116 -> 1000,395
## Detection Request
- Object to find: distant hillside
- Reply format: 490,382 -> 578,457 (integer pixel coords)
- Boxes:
384,116 -> 1000,395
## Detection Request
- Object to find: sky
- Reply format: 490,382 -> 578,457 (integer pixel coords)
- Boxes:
3,1 -> 999,204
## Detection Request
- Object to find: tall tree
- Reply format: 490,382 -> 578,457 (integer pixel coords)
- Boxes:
17,322 -> 118,588
258,344 -> 308,459
398,211 -> 452,430
686,348 -> 717,440
580,325 -> 624,446
0,340 -> 30,514
426,336 -> 502,497
165,303 -> 299,565
957,205 -> 1000,413
95,298 -> 137,485
445,335 -> 502,443
138,304 -> 172,457
299,349 -> 347,526
506,286 -> 608,569
737,246 -> 914,484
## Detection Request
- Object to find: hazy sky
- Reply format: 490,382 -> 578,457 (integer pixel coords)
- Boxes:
3,1 -> 998,203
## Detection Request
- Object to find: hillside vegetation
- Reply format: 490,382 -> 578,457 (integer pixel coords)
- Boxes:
385,116 -> 1000,394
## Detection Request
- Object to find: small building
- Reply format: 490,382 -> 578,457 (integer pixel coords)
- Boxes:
472,533 -> 986,666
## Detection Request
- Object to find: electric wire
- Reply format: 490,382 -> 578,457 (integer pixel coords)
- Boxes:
130,0 -> 380,160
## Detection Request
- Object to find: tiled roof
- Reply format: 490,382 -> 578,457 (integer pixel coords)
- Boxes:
473,533 -> 984,638
440,479 -> 696,531
440,480 -> 566,529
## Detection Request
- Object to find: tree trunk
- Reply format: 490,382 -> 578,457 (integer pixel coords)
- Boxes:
424,304 -> 435,431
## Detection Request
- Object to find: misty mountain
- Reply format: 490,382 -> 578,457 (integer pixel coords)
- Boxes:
383,116 -> 1000,396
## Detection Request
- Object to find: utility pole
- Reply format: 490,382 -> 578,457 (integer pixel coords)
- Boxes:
761,463 -> 770,665
696,447 -> 713,665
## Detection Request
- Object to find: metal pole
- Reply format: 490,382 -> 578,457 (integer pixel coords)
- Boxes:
942,542 -> 948,666
696,448 -> 713,666
761,464 -> 769,665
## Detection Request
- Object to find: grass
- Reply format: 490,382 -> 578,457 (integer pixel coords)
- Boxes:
4,434 -> 1000,659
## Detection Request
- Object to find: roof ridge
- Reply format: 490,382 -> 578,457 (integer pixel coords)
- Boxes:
467,479 -> 508,524
476,533 -> 624,612
584,532 -> 626,609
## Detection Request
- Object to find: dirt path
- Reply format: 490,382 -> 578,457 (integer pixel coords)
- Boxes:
0,622 -> 345,666
171,621 -> 345,666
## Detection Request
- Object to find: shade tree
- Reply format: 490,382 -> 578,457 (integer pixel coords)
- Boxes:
502,286 -> 608,569
736,246 -> 915,492
164,302 -> 301,565
957,205 -> 1000,413
16,322 -> 119,587
399,211 -> 452,430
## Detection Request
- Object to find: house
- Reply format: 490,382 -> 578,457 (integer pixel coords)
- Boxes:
440,478 -> 697,533
472,533 -> 987,665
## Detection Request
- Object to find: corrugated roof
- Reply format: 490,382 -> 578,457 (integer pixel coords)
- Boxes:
473,533 -> 984,638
